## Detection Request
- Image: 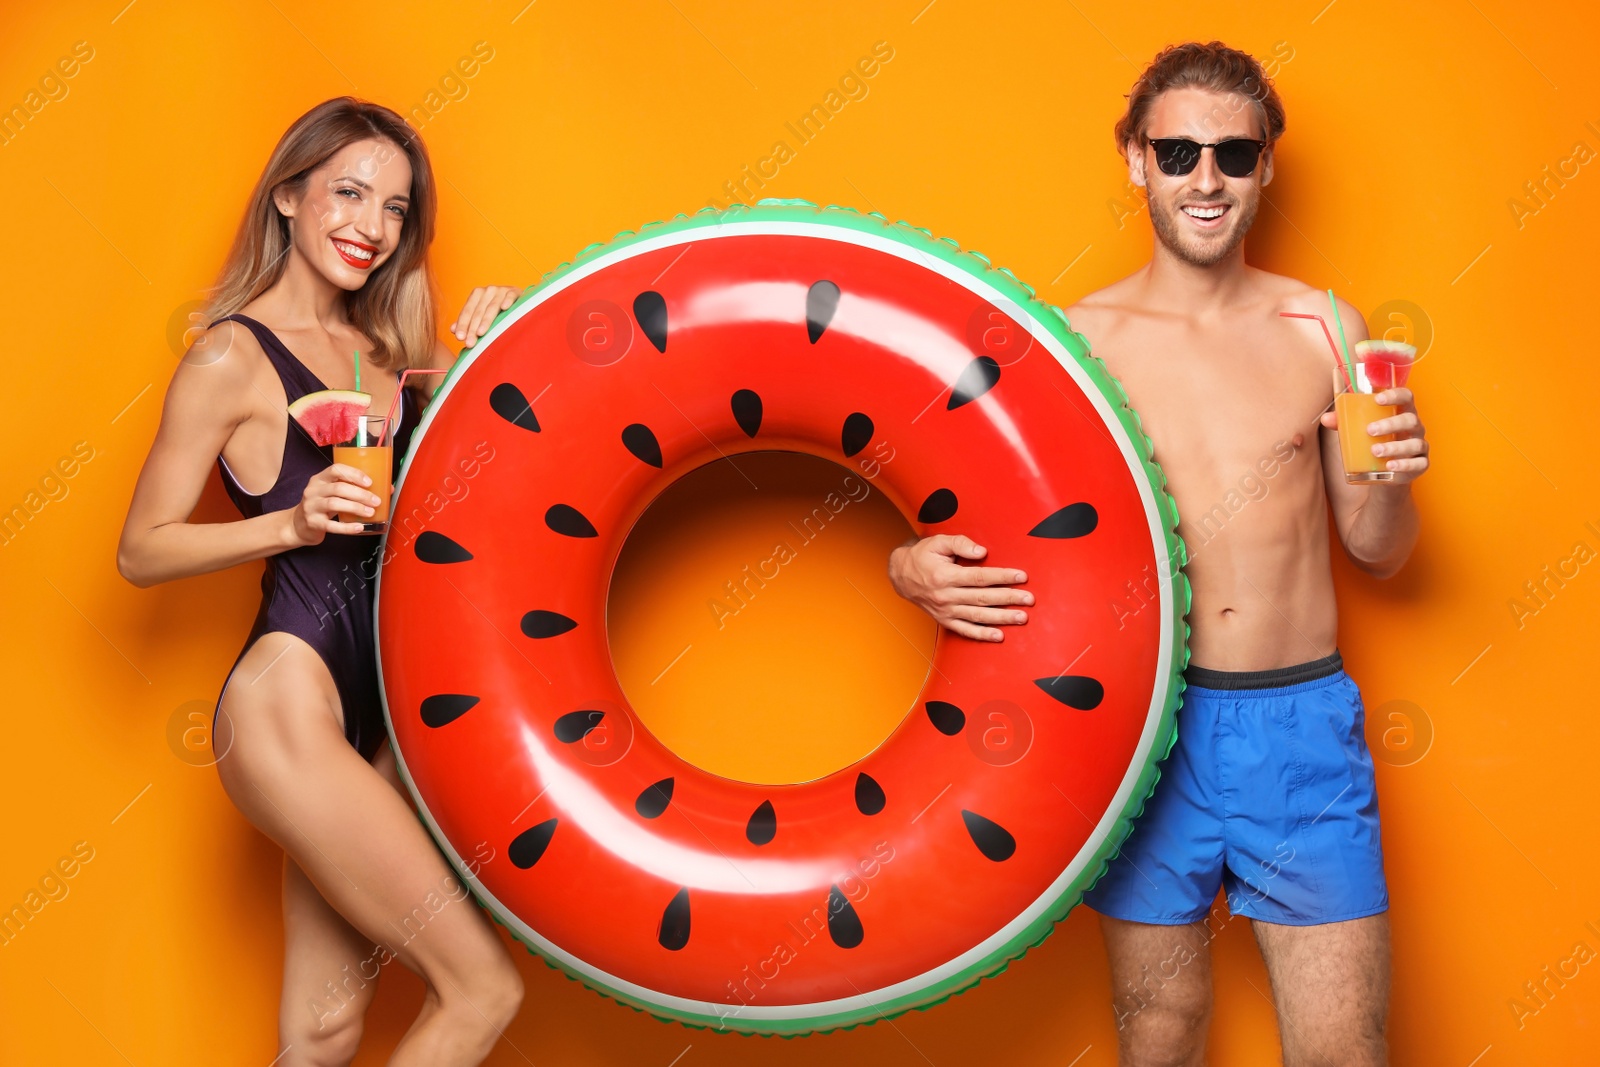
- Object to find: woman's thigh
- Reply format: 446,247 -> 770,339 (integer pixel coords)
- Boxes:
216,634 -> 514,999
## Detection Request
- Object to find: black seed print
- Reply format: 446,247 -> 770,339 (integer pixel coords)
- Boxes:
636,778 -> 675,819
1033,675 -> 1105,710
948,356 -> 1001,410
926,700 -> 966,736
1028,503 -> 1099,539
622,423 -> 663,468
634,291 -> 668,353
415,531 -> 473,564
746,800 -> 777,845
658,887 -> 691,950
827,885 -> 864,948
553,709 -> 605,743
489,382 -> 541,432
841,412 -> 874,458
521,610 -> 578,638
545,504 -> 598,538
731,389 -> 763,437
854,772 -> 886,816
806,280 -> 841,343
420,694 -> 478,728
961,809 -> 1016,861
917,488 -> 959,524
509,818 -> 557,869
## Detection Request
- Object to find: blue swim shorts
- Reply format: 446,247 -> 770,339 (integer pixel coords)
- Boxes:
1083,649 -> 1389,926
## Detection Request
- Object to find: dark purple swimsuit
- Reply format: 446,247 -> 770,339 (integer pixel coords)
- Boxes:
210,313 -> 419,762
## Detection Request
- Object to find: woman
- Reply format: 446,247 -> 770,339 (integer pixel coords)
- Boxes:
118,97 -> 527,1065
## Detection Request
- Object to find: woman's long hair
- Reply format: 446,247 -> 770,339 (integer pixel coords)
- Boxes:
204,97 -> 439,373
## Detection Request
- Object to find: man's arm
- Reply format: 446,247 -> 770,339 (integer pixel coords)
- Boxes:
887,535 -> 1034,642
1318,297 -> 1429,579
881,296 -> 1116,639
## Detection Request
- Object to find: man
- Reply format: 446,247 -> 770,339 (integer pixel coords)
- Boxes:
888,41 -> 1428,1066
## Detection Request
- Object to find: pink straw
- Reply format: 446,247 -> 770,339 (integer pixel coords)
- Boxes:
1280,312 -> 1357,391
382,368 -> 448,444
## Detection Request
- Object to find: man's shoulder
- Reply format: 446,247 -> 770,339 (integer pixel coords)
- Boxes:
1062,270 -> 1145,335
1249,267 -> 1363,322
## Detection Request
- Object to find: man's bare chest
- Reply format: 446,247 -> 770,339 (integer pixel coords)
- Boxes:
1094,329 -> 1332,487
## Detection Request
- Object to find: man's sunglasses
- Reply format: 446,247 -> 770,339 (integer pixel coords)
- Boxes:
1146,137 -> 1268,178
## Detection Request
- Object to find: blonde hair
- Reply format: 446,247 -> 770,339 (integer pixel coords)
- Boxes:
203,97 -> 439,373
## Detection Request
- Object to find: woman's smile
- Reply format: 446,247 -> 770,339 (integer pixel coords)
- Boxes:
331,236 -> 378,269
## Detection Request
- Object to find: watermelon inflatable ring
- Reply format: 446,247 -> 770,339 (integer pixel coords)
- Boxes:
375,200 -> 1189,1035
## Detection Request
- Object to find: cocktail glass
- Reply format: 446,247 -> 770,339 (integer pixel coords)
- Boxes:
1334,340 -> 1416,484
333,414 -> 392,533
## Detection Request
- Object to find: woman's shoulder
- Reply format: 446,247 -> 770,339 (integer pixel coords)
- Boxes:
185,317 -> 271,376
169,317 -> 273,421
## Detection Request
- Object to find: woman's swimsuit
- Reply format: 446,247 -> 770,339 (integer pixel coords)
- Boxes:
210,313 -> 419,762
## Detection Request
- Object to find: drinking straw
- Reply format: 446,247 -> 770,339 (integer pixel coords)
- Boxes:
1325,289 -> 1358,392
381,368 -> 448,444
1278,312 -> 1339,359
1278,308 -> 1358,392
353,350 -> 361,393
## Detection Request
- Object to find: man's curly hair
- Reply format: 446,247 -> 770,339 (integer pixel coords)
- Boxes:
1114,41 -> 1286,154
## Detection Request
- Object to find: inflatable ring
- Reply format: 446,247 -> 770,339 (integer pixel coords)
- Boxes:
376,201 -> 1188,1035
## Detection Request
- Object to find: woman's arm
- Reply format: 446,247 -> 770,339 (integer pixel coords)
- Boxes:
417,338 -> 457,404
116,324 -> 380,587
415,285 -> 526,405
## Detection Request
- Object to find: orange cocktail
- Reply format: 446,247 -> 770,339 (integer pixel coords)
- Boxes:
1335,390 -> 1398,482
1335,340 -> 1416,484
333,414 -> 392,532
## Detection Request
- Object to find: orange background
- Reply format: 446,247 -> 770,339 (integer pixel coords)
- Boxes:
2,1 -> 1597,1064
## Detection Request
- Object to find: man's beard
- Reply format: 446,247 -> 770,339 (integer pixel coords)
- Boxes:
1148,194 -> 1260,267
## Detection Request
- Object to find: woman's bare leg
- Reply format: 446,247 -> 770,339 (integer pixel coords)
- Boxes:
279,853 -> 382,1066
217,632 -> 524,1066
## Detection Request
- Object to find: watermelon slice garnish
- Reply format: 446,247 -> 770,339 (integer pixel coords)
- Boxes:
288,389 -> 372,446
1352,339 -> 1416,392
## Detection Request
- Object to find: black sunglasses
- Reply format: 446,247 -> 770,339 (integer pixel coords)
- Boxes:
1146,137 -> 1268,178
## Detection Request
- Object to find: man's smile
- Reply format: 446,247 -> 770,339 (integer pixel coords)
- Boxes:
1179,202 -> 1231,228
